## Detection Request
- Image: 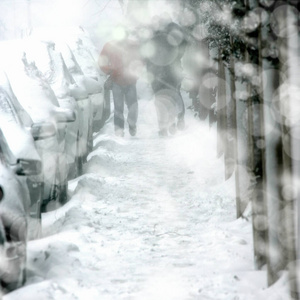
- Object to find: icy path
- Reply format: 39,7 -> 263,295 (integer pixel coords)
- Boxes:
4,98 -> 289,299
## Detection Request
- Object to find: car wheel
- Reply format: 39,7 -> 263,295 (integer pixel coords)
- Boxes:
76,153 -> 83,178
27,180 -> 43,240
74,132 -> 84,178
68,131 -> 84,180
58,181 -> 68,205
56,160 -> 68,206
46,178 -> 68,208
103,87 -> 111,122
1,265 -> 26,293
43,162 -> 66,211
93,116 -> 105,132
95,89 -> 111,130
0,221 -> 27,293
87,126 -> 93,154
0,223 -> 5,245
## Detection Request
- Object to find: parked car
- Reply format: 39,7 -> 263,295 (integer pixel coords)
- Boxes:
0,71 -> 55,223
21,38 -> 83,179
0,71 -> 47,239
0,125 -> 42,292
0,159 -> 29,293
30,29 -> 95,162
32,26 -> 109,135
0,40 -> 76,209
62,28 -> 110,132
54,42 -> 95,157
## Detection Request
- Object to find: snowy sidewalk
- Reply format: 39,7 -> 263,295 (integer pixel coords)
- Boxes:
4,98 -> 288,299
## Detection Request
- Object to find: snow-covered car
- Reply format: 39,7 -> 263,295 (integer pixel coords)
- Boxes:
32,26 -> 109,135
0,40 -> 76,209
0,160 -> 29,293
29,29 -> 94,163
21,38 -> 84,179
0,71 -> 46,239
54,42 -> 94,157
0,127 -> 42,292
62,28 -> 110,132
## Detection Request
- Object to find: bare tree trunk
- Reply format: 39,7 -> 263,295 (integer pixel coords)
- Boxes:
246,0 -> 268,270
263,60 -> 288,285
259,3 -> 288,286
217,49 -> 226,159
224,63 -> 235,181
197,41 -> 211,121
279,72 -> 298,300
227,39 -> 243,218
278,5 -> 299,298
208,46 -> 218,127
250,96 -> 268,270
235,74 -> 251,217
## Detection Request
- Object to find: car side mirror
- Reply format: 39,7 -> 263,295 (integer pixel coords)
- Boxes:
30,122 -> 56,140
13,159 -> 42,176
54,107 -> 76,123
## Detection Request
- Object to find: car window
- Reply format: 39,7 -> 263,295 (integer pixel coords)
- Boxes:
0,131 -> 16,165
0,92 -> 20,125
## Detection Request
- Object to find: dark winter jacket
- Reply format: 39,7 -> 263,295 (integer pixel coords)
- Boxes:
146,22 -> 187,91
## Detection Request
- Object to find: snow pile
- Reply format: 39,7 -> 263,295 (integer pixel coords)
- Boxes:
3,93 -> 290,299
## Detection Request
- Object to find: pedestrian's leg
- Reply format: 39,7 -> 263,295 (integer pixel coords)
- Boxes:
124,84 -> 138,136
161,72 -> 184,132
151,81 -> 168,136
154,97 -> 168,136
112,83 -> 125,136
154,89 -> 176,136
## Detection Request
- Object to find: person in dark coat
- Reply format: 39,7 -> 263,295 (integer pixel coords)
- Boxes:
145,17 -> 187,136
98,31 -> 143,137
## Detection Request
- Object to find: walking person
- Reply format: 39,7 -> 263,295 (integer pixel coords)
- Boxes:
98,30 -> 143,137
145,14 -> 187,137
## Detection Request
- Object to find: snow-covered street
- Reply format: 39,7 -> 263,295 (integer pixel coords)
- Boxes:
0,0 -> 299,298
3,94 -> 290,299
